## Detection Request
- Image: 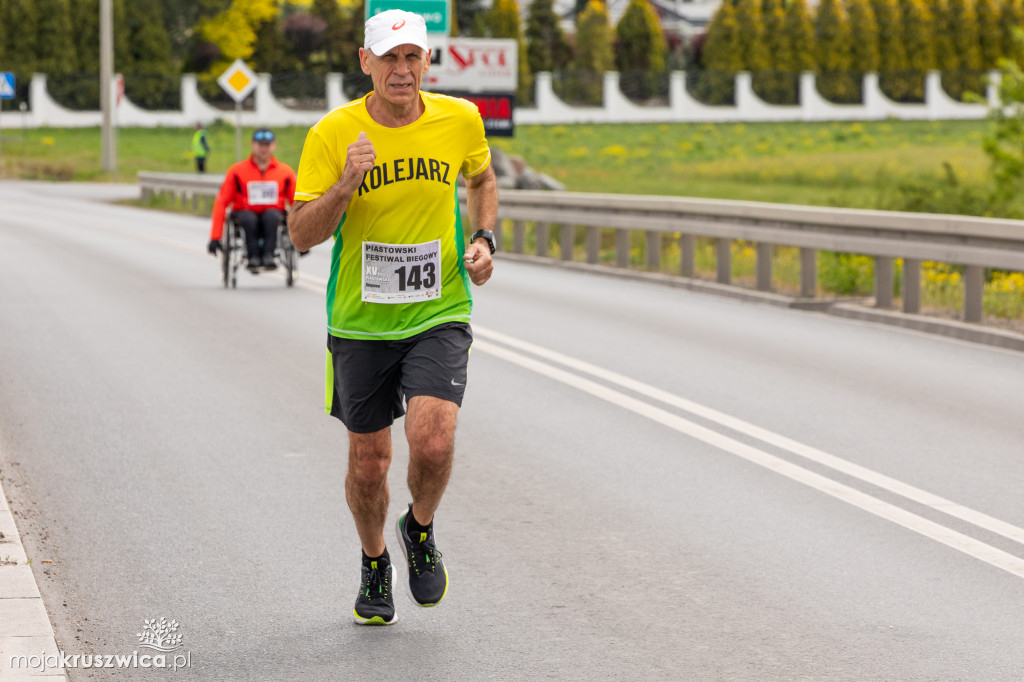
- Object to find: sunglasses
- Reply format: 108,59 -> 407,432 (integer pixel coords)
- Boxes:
253,131 -> 275,142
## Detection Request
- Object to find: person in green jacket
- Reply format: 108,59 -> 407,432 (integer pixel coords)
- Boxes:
192,123 -> 210,173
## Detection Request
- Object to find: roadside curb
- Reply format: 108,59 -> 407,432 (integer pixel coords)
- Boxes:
827,303 -> 1024,352
0,478 -> 68,680
496,253 -> 1024,353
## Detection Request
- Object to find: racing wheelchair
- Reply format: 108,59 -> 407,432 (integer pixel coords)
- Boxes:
220,211 -> 298,289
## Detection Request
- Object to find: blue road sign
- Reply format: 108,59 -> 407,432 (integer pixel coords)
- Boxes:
0,72 -> 14,99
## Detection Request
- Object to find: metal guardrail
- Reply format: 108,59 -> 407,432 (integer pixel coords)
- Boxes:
138,171 -> 1024,324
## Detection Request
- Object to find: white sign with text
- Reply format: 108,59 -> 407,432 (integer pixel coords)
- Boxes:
425,38 -> 517,93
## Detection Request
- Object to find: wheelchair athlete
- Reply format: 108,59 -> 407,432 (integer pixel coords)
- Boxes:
208,128 -> 297,273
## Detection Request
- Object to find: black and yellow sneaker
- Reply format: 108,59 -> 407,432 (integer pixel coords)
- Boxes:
353,556 -> 397,626
395,504 -> 449,607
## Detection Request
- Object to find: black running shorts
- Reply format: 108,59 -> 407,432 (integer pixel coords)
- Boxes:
325,322 -> 473,434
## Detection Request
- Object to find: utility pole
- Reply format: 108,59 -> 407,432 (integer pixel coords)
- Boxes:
100,0 -> 116,174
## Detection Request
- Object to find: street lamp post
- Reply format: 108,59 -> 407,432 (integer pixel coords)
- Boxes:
100,0 -> 116,174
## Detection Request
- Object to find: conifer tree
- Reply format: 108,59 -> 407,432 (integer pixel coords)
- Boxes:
898,0 -> 935,100
1,0 -> 39,78
871,0 -> 911,100
0,6 -> 6,74
1001,0 -> 1024,64
488,0 -> 532,103
122,0 -> 177,107
526,0 -> 572,74
615,0 -> 667,99
700,0 -> 743,103
0,0 -> 37,107
734,0 -> 768,72
976,0 -> 1003,69
815,0 -> 856,102
69,0 -> 100,74
456,0 -> 487,36
945,0 -> 984,99
311,0 -> 343,72
935,0 -> 961,97
570,0 -> 613,104
35,0 -> 76,76
757,0 -> 793,104
783,0 -> 815,74
847,0 -> 880,82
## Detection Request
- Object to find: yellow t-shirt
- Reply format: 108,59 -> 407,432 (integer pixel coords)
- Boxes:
296,91 -> 491,340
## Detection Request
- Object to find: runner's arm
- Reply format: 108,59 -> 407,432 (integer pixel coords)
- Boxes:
466,164 -> 497,239
288,187 -> 352,251
464,164 -> 498,286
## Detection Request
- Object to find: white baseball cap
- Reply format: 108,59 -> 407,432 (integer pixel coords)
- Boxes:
364,9 -> 429,56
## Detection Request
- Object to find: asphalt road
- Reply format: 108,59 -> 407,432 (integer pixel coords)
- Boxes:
1,181 -> 1024,680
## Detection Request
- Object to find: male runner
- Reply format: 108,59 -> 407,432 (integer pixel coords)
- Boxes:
288,9 -> 498,626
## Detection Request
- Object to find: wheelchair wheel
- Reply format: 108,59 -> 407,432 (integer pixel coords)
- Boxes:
228,222 -> 243,289
278,222 -> 296,287
220,227 -> 231,288
284,246 -> 295,287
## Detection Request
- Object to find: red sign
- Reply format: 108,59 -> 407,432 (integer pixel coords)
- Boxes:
448,92 -> 515,137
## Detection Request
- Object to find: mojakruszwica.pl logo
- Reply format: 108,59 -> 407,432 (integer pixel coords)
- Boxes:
8,617 -> 192,673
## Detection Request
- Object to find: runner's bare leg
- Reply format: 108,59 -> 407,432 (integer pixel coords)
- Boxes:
346,428 -> 392,557
405,396 -> 457,526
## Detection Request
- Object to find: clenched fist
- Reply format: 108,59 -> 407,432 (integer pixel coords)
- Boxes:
340,131 -> 376,194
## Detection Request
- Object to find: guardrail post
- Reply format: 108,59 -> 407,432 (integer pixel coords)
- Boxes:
756,243 -> 772,291
615,229 -> 630,268
536,222 -> 550,257
646,231 -> 660,269
141,186 -> 153,201
679,234 -> 695,277
716,239 -> 731,284
964,264 -> 984,322
800,248 -> 817,297
875,256 -> 894,308
903,258 -> 921,314
513,220 -> 525,254
586,227 -> 600,264
561,224 -> 575,261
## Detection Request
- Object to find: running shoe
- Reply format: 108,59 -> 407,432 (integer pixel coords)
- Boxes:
353,557 -> 397,625
395,504 -> 448,606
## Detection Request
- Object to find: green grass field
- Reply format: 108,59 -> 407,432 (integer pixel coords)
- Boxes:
0,118 -> 996,211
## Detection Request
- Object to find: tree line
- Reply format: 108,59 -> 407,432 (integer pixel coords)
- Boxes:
701,0 -> 1024,105
0,0 -> 669,110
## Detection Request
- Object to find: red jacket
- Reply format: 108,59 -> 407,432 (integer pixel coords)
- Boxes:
210,156 -> 297,240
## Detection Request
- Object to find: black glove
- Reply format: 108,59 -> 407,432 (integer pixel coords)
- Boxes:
208,239 -> 222,256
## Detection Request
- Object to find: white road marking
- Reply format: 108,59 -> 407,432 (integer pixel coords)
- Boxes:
473,338 -> 1024,581
473,327 -> 1024,547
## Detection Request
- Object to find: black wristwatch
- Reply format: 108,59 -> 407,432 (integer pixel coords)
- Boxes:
471,229 -> 496,255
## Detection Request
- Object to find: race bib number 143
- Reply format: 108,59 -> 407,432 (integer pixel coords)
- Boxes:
361,240 -> 441,304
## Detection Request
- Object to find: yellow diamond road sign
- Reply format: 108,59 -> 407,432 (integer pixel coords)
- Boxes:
217,59 -> 258,103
